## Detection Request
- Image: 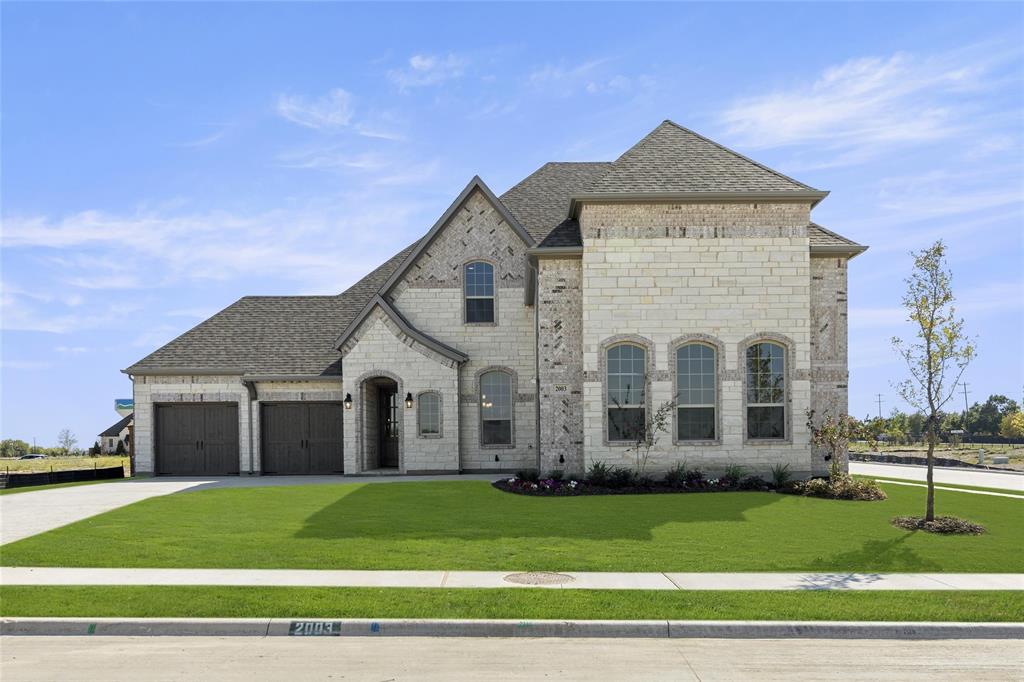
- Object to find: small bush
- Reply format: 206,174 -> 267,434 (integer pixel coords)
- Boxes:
607,466 -> 638,489
892,516 -> 986,535
515,469 -> 540,483
723,464 -> 747,481
770,462 -> 792,489
586,461 -> 610,486
684,467 -> 706,487
636,474 -> 656,488
546,470 -> 565,481
738,475 -> 769,491
791,474 -> 887,501
663,462 -> 687,487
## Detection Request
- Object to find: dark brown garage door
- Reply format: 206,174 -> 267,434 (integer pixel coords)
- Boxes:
155,403 -> 239,475
261,403 -> 343,475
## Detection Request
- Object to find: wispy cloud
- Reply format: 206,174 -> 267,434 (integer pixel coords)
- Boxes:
719,44 -> 1018,166
276,88 -> 354,130
389,53 -> 467,90
0,360 -> 52,370
177,126 -> 229,148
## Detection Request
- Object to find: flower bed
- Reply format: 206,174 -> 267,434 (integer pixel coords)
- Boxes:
493,475 -> 772,497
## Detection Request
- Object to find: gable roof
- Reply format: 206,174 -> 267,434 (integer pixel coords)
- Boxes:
334,295 -> 468,363
124,244 -> 416,377
809,222 -> 867,257
580,120 -> 826,200
99,413 -> 133,437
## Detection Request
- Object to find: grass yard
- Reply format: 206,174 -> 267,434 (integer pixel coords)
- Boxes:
2,480 -> 1020,573
0,479 -> 126,496
1,586 -> 1020,622
0,455 -> 130,475
853,475 -> 1023,496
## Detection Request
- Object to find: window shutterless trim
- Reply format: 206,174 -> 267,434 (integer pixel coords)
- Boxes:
476,367 -> 516,448
600,337 -> 652,445
740,335 -> 793,444
416,390 -> 443,439
670,335 -> 723,446
462,259 -> 497,326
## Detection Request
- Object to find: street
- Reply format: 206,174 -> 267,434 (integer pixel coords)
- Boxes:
2,636 -> 1021,681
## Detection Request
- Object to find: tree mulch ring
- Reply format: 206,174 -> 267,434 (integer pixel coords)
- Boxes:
891,515 -> 987,535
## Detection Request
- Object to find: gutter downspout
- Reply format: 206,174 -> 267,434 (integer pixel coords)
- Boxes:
242,380 -> 257,476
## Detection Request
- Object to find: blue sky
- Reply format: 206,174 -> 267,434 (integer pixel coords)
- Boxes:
2,2 -> 1022,447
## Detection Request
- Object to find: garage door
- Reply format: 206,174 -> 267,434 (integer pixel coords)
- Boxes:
155,404 -> 239,475
261,403 -> 343,475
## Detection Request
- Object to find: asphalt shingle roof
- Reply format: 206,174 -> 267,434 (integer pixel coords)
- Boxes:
125,244 -> 416,376
809,222 -> 865,251
586,120 -> 821,195
500,162 -> 610,242
99,413 -> 133,437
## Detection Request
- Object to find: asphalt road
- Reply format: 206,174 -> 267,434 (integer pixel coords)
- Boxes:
2,636 -> 1021,681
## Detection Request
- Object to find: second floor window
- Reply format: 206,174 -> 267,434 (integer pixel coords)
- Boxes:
464,261 -> 495,323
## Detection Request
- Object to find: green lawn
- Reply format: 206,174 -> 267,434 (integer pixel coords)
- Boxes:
2,480 -> 1020,572
1,586 -> 1020,622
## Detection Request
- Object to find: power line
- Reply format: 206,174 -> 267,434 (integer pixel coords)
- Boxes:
961,382 -> 970,433
875,394 -> 885,420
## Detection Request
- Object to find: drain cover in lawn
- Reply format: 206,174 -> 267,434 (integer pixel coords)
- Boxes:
503,572 -> 575,585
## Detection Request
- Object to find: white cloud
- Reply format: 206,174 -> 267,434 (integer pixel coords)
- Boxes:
719,46 -> 1014,165
276,88 -> 354,130
389,53 -> 467,89
55,346 -> 89,354
0,360 -> 52,370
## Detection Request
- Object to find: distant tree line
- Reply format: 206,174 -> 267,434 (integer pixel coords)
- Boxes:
860,394 -> 1023,443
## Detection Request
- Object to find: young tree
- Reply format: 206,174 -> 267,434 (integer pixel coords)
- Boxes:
623,399 -> 675,477
57,428 -> 77,456
1000,412 -> 1024,438
892,241 -> 975,522
806,410 -> 869,479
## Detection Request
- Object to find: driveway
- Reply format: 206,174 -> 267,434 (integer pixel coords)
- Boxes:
0,474 -> 501,545
850,461 -> 1024,491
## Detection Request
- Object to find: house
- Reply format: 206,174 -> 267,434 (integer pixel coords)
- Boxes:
124,121 -> 866,478
98,413 -> 133,454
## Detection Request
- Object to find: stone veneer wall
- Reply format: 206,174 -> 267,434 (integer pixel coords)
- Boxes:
341,309 -> 460,473
536,257 -> 584,475
809,256 -> 851,476
579,201 -> 817,477
388,188 -> 537,473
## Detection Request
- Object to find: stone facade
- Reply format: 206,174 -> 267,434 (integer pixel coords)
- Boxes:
579,202 -> 818,478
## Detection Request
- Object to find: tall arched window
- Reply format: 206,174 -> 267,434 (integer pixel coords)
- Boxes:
464,261 -> 495,323
607,344 -> 646,442
480,370 -> 512,445
417,392 -> 441,437
746,341 -> 786,439
676,343 -> 716,440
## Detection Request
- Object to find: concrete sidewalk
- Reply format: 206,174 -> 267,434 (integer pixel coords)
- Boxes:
3,567 -> 1021,591
873,479 -> 1024,499
850,461 -> 1024,491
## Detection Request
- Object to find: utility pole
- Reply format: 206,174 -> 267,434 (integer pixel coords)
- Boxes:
961,382 -> 970,434
875,394 -> 885,420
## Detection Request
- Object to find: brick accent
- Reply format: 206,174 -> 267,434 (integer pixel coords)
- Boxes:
809,256 -> 852,475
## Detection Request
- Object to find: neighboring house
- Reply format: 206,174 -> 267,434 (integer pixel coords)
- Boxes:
125,121 -> 865,478
98,413 -> 133,454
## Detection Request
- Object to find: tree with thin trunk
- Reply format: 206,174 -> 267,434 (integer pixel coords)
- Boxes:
57,428 -> 77,456
892,240 -> 975,522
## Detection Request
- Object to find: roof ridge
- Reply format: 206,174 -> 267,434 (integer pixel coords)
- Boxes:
659,119 -> 820,192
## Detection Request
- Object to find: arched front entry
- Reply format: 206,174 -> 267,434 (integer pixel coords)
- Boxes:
360,374 -> 402,471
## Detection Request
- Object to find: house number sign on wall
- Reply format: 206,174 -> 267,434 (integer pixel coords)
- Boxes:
553,384 -> 568,392
289,621 -> 343,636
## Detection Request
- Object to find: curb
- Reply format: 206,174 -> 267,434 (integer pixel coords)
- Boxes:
2,618 -> 1022,639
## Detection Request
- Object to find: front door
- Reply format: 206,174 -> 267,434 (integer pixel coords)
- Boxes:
377,386 -> 399,468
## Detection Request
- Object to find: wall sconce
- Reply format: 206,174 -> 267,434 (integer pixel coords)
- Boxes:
343,393 -> 353,410
494,454 -> 500,462
559,454 -> 565,464
405,392 -> 414,409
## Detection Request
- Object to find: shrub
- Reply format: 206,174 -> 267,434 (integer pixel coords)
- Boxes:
546,470 -> 565,481
115,440 -> 127,456
586,461 -> 610,486
791,474 -> 887,501
636,474 -> 656,488
723,464 -> 747,481
607,466 -> 638,488
892,516 -> 986,535
515,469 -> 540,483
738,475 -> 769,491
683,467 -> 706,487
663,462 -> 687,487
770,462 -> 792,489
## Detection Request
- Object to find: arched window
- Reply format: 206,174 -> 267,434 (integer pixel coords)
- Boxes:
676,343 -> 716,440
746,341 -> 786,439
417,392 -> 441,437
464,261 -> 495,323
480,370 -> 512,445
607,344 -> 646,442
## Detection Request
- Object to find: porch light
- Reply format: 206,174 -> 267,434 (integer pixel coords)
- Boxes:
344,393 -> 353,410
405,392 -> 414,409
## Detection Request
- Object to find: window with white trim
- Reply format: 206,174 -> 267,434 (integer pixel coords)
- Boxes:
676,343 -> 716,440
746,341 -> 786,439
480,371 -> 512,445
417,392 -> 441,437
607,343 -> 645,442
464,261 -> 495,323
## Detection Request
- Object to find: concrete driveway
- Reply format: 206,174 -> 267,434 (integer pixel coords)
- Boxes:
0,474 -> 500,545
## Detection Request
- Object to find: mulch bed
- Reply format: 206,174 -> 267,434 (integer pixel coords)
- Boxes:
491,478 -> 772,497
891,515 -> 987,535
